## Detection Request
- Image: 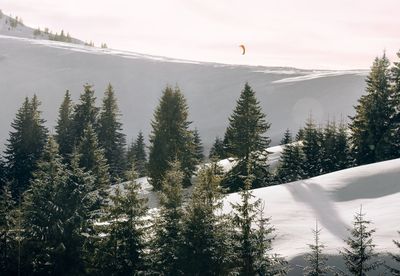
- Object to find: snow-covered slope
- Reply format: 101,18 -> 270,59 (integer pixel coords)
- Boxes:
0,31 -> 367,151
224,158 -> 400,273
115,156 -> 400,273
0,13 -> 82,43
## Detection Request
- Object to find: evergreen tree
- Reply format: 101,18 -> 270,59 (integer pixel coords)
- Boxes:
302,117 -> 323,178
22,137 -> 96,275
72,84 -> 99,145
148,86 -> 196,190
97,83 -> 127,180
93,166 -> 148,275
340,207 -> 381,275
0,183 -> 18,274
296,128 -> 305,141
223,82 -> 270,160
55,90 -> 75,159
4,95 -> 48,199
334,121 -> 352,171
390,51 -> 400,157
275,143 -> 305,184
320,121 -> 337,174
76,124 -> 110,206
209,136 -> 227,160
181,164 -> 233,275
192,128 -> 204,163
222,83 -> 271,191
387,232 -> 400,275
151,161 -> 185,275
127,132 -> 147,177
231,171 -> 286,275
349,54 -> 394,165
222,151 -> 271,192
303,221 -> 330,276
280,129 -> 293,145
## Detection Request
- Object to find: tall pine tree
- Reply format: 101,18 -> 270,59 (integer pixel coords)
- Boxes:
93,166 -> 148,275
4,95 -> 48,199
223,82 -> 270,160
151,161 -> 185,275
71,84 -> 99,145
349,54 -> 394,165
55,90 -> 75,160
97,83 -> 127,180
75,124 -> 110,207
22,137 -> 96,275
222,83 -> 271,191
148,85 -> 196,190
181,164 -> 233,275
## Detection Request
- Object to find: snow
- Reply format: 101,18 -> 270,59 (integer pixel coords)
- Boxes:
223,158 -> 400,269
114,145 -> 399,270
272,70 -> 368,84
0,29 -> 367,153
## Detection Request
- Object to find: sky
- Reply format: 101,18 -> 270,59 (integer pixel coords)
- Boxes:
1,0 -> 400,69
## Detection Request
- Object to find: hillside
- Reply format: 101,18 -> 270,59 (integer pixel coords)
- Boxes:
224,158 -> 400,274
0,30 -> 367,152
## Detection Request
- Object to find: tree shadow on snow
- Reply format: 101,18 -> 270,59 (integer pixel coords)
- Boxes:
285,182 -> 349,240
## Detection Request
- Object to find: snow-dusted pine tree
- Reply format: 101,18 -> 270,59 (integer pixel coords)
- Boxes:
340,206 -> 381,275
303,221 -> 330,276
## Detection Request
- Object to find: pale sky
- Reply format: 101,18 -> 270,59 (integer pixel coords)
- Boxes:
2,0 -> 400,69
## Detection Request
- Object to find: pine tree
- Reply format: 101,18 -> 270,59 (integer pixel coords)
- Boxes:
181,164 -> 233,275
340,206 -> 381,275
349,54 -> 394,165
223,82 -> 270,160
280,129 -> 293,145
222,151 -> 271,192
231,170 -> 286,275
303,221 -> 330,276
388,232 -> 400,275
4,96 -> 48,200
390,51 -> 400,157
93,166 -> 148,275
76,124 -> 110,206
127,132 -> 147,177
192,128 -> 204,163
22,137 -> 96,275
209,136 -> 227,160
334,121 -> 352,171
275,143 -> 305,184
71,84 -> 99,145
151,161 -> 185,275
302,117 -> 323,178
0,183 -> 18,274
148,85 -> 196,190
97,83 -> 127,180
320,121 -> 337,174
222,83 -> 271,191
55,90 -> 75,159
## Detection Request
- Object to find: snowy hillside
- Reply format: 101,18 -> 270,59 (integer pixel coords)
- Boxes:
224,158 -> 400,273
0,30 -> 368,151
0,13 -> 82,43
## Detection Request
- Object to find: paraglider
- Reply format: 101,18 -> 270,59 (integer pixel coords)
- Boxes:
239,44 -> 246,55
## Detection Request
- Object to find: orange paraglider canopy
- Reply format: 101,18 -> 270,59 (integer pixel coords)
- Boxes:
239,44 -> 246,55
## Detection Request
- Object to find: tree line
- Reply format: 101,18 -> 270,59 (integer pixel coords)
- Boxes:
0,51 -> 400,274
